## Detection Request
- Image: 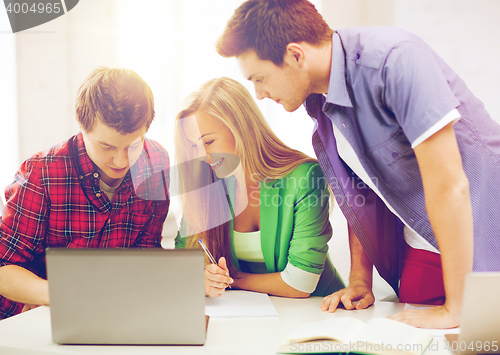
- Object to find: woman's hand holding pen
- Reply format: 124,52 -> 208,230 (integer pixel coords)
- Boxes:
204,256 -> 234,297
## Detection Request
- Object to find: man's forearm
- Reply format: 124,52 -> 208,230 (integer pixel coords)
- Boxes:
425,174 -> 473,315
348,227 -> 373,287
0,265 -> 49,306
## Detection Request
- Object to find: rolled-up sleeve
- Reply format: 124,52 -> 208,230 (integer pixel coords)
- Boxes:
280,262 -> 321,293
383,41 -> 460,145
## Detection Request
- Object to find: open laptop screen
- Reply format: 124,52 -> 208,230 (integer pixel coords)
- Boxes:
46,248 -> 206,345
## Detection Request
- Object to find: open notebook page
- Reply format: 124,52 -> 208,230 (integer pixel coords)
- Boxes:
205,290 -> 278,317
283,318 -> 365,344
353,318 -> 432,352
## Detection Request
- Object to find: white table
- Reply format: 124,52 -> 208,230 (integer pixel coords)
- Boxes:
0,298 -> 451,355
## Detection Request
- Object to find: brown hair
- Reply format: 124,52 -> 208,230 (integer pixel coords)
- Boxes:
216,0 -> 333,66
76,67 -> 155,134
174,77 -> 316,275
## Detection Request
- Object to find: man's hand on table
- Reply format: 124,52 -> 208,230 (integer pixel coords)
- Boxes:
388,304 -> 460,329
320,279 -> 375,312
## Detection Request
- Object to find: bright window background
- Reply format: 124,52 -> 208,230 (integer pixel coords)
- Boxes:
0,9 -> 18,203
113,0 -> 320,237
114,0 -> 319,161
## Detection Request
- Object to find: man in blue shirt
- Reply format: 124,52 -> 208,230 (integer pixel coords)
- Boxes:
216,0 -> 500,329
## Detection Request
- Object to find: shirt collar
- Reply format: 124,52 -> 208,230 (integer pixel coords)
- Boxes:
74,132 -> 98,179
325,32 -> 353,108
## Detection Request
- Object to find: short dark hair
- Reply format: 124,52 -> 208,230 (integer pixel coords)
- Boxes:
76,67 -> 155,134
216,0 -> 332,66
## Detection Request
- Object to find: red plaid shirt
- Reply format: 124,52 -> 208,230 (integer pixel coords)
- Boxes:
0,133 -> 170,319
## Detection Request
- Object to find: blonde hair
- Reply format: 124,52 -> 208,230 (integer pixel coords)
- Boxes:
178,77 -> 315,178
174,77 -> 316,274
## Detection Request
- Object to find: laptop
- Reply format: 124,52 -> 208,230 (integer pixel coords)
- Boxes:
446,272 -> 500,354
46,248 -> 206,345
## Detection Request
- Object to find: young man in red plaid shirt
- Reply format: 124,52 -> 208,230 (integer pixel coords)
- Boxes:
0,67 -> 170,319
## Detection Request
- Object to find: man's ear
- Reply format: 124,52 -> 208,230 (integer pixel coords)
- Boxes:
285,43 -> 306,67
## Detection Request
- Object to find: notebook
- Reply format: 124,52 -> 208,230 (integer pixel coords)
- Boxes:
446,272 -> 500,354
205,290 -> 279,317
45,248 -> 206,345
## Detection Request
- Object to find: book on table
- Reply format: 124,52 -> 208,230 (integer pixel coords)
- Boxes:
277,317 -> 433,355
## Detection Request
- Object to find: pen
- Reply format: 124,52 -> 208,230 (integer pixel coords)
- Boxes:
198,238 -> 217,264
198,239 -> 231,289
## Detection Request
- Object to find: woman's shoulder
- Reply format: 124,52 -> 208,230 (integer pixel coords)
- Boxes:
285,161 -> 324,179
270,162 -> 326,192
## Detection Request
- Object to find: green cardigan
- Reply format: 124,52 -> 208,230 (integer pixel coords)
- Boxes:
175,162 -> 344,296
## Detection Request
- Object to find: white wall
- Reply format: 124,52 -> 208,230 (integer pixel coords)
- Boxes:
13,0 -> 118,163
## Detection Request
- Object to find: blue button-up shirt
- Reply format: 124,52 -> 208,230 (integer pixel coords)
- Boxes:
307,27 -> 500,271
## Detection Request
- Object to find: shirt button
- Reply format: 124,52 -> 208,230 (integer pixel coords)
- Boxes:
392,152 -> 399,158
93,173 -> 99,178
78,175 -> 83,180
342,122 -> 347,127
96,193 -> 102,198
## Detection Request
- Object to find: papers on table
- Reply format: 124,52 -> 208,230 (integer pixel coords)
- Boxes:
205,290 -> 278,317
404,303 -> 461,338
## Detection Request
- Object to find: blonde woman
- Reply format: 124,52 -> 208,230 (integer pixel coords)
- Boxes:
174,77 -> 344,298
